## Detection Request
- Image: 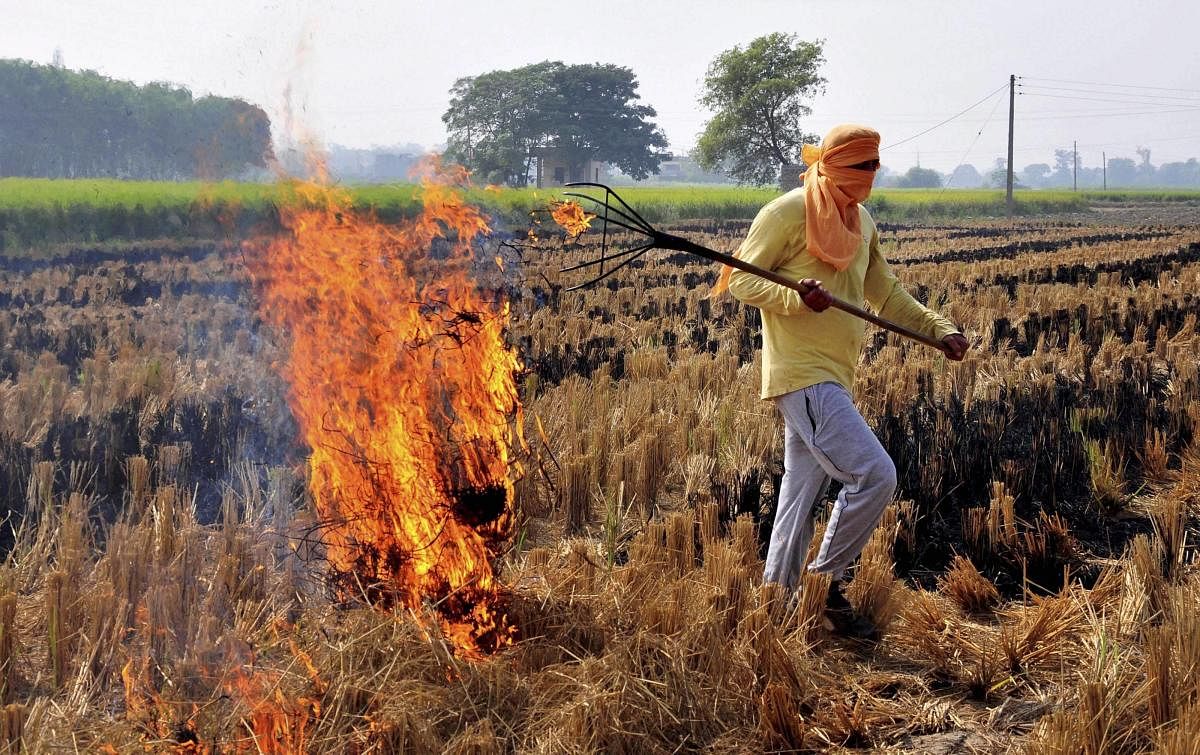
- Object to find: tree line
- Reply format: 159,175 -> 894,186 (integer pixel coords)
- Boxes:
7,48 -> 1195,190
0,59 -> 272,180
1010,149 -> 1200,189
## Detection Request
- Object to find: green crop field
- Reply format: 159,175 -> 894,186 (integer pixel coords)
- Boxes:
3,177 -> 1199,251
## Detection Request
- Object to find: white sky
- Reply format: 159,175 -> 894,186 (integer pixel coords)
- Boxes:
4,0 -> 1199,173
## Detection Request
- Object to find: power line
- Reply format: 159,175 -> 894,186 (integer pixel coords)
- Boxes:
942,85 -> 1007,190
1020,76 -> 1200,95
1019,92 -> 1200,108
1071,133 -> 1200,150
886,131 -> 1199,159
1017,84 -> 1200,104
881,82 -> 1009,151
1017,106 -> 1200,121
1019,91 -> 1200,108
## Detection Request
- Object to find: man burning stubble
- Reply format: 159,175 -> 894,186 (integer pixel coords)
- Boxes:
720,124 -> 969,639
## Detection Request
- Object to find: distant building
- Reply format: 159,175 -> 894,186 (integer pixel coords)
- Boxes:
322,145 -> 423,183
657,159 -> 684,180
536,148 -> 608,187
608,153 -> 734,186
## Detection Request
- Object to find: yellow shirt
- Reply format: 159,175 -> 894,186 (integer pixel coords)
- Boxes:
728,188 -> 959,399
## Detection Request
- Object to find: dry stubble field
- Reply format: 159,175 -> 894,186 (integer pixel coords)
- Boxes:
0,190 -> 1198,753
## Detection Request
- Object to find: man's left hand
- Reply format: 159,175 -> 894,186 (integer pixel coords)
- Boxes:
941,333 -> 969,361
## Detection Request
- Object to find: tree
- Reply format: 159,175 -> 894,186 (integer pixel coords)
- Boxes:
442,61 -> 667,187
443,63 -> 553,186
1158,159 -> 1200,187
1020,163 -> 1051,189
1135,146 -> 1156,184
1050,148 -> 1076,186
896,166 -> 942,188
0,59 -> 271,179
988,157 -> 1022,189
694,34 -> 826,185
948,164 -> 984,188
1107,157 -> 1136,187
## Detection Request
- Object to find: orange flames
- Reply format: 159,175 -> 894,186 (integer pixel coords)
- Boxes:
550,200 -> 595,238
250,159 -> 521,656
221,636 -> 324,754
120,623 -> 325,753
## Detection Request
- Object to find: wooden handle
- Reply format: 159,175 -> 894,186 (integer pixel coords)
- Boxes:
656,233 -> 951,354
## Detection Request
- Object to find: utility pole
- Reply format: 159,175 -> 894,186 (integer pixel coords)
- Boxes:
1073,140 -> 1078,191
1103,151 -> 1107,191
1006,74 -> 1015,211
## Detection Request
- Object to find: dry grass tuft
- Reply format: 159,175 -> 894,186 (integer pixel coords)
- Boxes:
1122,534 -> 1168,627
757,681 -> 808,750
847,505 -> 905,632
561,458 -> 592,536
1030,625 -> 1145,754
45,571 -> 69,689
1139,428 -> 1174,485
1151,491 -> 1193,580
890,589 -> 1009,701
998,591 -> 1086,680
1085,439 -> 1130,516
1155,702 -> 1200,754
0,596 -> 14,706
939,555 -> 1000,614
988,480 -> 1019,550
0,704 -> 24,752
892,590 -> 960,683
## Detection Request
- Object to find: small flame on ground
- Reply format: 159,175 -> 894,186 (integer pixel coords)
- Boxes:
222,649 -> 320,754
550,201 -> 595,238
249,157 -> 521,657
121,627 -> 325,753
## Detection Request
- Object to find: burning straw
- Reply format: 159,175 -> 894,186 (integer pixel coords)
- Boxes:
249,158 -> 522,657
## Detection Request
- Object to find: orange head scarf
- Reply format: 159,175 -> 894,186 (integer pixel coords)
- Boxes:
800,124 -> 880,271
711,124 -> 880,296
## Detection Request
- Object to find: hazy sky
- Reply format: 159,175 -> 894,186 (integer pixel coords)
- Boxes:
4,0 -> 1199,173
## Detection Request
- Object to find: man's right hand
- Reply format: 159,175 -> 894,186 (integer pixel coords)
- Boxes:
800,278 -> 833,312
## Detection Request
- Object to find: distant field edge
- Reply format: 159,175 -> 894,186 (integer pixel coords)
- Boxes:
3,178 -> 1199,249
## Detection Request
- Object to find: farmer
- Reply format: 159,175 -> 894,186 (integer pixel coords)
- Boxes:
722,124 -> 969,639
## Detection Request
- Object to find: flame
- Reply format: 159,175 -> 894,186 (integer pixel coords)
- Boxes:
249,157 -> 520,657
121,652 -> 211,753
550,200 -> 595,238
122,621 -> 327,753
223,661 -> 319,754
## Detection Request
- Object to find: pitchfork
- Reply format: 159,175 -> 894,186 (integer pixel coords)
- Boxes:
557,183 -> 950,354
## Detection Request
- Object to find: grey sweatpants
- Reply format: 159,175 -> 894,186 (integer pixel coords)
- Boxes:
764,382 -> 897,589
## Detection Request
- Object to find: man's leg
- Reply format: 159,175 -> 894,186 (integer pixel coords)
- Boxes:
775,382 -> 897,580
762,404 -> 830,591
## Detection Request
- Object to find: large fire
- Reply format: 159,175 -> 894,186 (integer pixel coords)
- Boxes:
250,159 -> 521,656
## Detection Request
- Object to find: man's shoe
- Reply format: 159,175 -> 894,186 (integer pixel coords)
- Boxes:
824,582 -> 880,641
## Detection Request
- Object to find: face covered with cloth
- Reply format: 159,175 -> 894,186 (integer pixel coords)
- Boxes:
711,124 -> 882,295
798,123 -> 881,271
